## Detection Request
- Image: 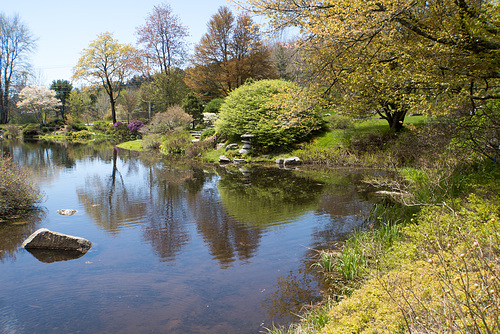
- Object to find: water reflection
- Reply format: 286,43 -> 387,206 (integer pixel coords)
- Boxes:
0,211 -> 45,262
25,248 -> 87,263
0,140 -> 380,333
217,165 -> 324,227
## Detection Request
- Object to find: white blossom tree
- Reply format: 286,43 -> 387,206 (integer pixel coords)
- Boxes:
16,85 -> 61,124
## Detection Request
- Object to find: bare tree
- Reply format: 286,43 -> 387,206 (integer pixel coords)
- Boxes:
136,2 -> 189,75
0,13 -> 37,124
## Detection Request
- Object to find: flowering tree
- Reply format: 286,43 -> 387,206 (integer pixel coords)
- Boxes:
73,32 -> 138,124
16,85 -> 61,124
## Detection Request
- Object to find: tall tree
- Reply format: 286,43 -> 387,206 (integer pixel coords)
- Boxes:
72,32 -> 138,124
243,0 -> 500,131
136,2 -> 189,75
186,6 -> 276,98
0,13 -> 37,124
16,85 -> 61,124
50,79 -> 73,120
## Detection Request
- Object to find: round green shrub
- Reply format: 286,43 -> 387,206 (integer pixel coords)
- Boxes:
215,79 -> 322,151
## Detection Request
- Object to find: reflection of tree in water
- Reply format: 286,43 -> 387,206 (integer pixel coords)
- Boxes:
141,165 -> 193,262
77,149 -> 147,235
262,168 -> 377,325
217,166 -> 324,227
187,176 -> 262,268
0,210 -> 45,262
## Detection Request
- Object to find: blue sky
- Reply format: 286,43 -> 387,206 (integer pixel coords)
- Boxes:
2,0 -> 234,85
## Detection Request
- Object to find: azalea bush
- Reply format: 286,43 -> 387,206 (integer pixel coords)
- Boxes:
0,156 -> 44,217
127,119 -> 145,133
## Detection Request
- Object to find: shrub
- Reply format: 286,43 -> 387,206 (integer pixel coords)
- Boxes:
92,120 -> 112,133
22,123 -> 42,137
325,114 -> 354,130
146,105 -> 193,135
204,98 -> 224,114
202,112 -> 218,127
160,130 -> 192,155
0,156 -> 44,217
4,125 -> 22,138
142,134 -> 162,150
200,127 -> 216,140
112,121 -> 129,138
67,130 -> 93,139
127,119 -> 145,133
66,115 -> 87,131
215,79 -> 322,151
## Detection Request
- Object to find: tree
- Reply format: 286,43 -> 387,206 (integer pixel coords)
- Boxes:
16,85 -> 61,124
150,69 -> 189,111
136,2 -> 189,75
181,93 -> 204,129
119,88 -> 139,122
50,79 -> 73,120
73,32 -> 138,124
243,0 -> 500,131
0,13 -> 37,124
186,6 -> 277,98
67,88 -> 93,118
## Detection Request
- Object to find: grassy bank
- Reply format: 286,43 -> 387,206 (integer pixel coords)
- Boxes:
267,153 -> 500,332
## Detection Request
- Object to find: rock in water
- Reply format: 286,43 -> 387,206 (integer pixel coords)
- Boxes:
57,209 -> 77,216
22,228 -> 92,253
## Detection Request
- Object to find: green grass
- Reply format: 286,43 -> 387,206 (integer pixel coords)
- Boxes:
116,140 -> 145,151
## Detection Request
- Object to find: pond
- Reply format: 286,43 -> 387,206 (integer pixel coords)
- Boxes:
0,140 -> 378,333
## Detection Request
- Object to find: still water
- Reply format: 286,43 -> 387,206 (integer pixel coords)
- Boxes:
0,140 -> 376,333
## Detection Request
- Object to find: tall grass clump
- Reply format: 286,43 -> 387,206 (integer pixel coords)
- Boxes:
265,301 -> 334,334
320,204 -> 404,281
0,156 -> 44,218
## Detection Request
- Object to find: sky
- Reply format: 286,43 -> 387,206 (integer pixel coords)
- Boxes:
2,0 -> 234,86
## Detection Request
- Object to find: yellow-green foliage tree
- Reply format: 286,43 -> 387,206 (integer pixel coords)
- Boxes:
73,32 -> 138,124
241,0 -> 500,131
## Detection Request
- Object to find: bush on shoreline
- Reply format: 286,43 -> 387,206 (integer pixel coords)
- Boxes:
0,155 -> 44,218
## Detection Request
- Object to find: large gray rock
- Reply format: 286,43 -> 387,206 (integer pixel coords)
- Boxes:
22,228 -> 92,253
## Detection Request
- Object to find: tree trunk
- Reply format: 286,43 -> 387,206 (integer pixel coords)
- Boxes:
0,90 -> 9,124
379,108 -> 407,132
111,98 -> 117,124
